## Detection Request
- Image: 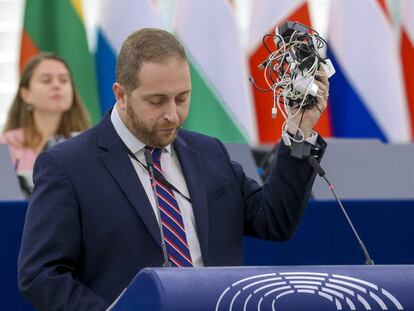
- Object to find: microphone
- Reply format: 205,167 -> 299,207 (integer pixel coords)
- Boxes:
309,156 -> 325,176
308,156 -> 375,265
144,148 -> 171,267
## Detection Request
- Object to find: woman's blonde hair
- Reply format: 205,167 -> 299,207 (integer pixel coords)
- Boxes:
3,53 -> 91,148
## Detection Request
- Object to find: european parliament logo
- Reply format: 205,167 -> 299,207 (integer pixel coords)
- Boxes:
215,271 -> 404,310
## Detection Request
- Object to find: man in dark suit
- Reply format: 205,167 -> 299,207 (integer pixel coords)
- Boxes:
18,28 -> 329,310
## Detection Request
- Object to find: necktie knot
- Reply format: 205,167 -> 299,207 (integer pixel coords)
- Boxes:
145,146 -> 162,165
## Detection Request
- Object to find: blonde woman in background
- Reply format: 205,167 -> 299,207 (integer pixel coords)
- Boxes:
0,53 -> 90,173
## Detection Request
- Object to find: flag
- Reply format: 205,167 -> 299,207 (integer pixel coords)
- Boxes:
400,0 -> 414,140
327,0 -> 411,142
95,0 -> 160,113
247,0 -> 332,144
20,0 -> 101,123
174,0 -> 257,143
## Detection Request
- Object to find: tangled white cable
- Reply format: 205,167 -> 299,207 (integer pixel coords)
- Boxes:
254,21 -> 335,144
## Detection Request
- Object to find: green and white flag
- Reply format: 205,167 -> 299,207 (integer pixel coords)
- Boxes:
174,0 -> 257,143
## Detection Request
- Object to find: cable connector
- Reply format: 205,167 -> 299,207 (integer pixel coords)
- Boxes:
282,131 -> 292,146
320,58 -> 336,78
293,76 -> 318,97
271,106 -> 277,119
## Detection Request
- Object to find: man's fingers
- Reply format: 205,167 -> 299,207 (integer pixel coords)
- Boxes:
315,80 -> 329,98
315,70 -> 329,86
313,80 -> 328,113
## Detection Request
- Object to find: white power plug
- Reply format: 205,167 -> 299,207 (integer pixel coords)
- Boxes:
293,75 -> 318,97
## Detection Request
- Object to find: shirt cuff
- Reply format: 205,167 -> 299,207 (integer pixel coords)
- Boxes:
305,131 -> 318,145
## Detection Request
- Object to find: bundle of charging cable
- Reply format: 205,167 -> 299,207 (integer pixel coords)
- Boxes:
255,21 -> 335,145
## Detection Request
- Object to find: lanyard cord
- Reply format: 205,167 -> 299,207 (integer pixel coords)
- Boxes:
123,144 -> 192,203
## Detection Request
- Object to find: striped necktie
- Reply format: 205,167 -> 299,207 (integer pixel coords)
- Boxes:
147,147 -> 193,267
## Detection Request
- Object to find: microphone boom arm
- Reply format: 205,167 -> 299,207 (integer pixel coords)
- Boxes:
309,156 -> 375,265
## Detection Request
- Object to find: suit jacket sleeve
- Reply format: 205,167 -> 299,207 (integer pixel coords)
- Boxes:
223,137 -> 326,241
18,150 -> 109,311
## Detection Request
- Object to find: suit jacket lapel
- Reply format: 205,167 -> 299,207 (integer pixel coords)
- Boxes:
174,134 -> 210,262
96,114 -> 162,249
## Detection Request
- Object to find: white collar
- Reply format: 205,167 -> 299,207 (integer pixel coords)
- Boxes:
110,105 -> 172,154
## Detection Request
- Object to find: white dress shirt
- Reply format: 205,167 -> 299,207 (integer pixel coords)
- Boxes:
111,106 -> 204,266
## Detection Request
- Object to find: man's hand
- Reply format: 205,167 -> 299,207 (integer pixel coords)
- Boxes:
287,70 -> 330,138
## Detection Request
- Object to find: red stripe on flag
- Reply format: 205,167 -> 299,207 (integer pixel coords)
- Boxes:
401,30 -> 414,139
20,30 -> 40,72
377,0 -> 392,22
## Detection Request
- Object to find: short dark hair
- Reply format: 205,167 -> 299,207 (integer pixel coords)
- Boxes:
116,28 -> 188,93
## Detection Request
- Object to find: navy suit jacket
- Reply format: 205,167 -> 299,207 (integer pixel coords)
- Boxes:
18,112 -> 323,311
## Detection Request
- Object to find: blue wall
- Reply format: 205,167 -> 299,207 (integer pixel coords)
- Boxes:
3,200 -> 414,309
